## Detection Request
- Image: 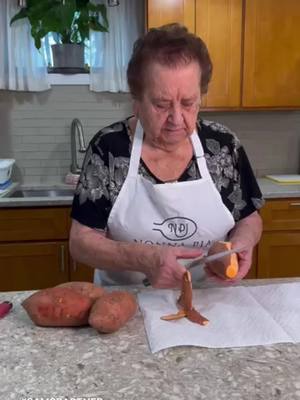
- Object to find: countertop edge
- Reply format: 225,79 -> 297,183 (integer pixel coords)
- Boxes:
1,178 -> 300,208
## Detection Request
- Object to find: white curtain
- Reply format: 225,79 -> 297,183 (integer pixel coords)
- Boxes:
0,0 -> 50,91
89,0 -> 144,92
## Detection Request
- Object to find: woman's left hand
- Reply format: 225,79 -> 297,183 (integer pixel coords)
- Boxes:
205,211 -> 263,282
205,243 -> 253,283
229,240 -> 253,280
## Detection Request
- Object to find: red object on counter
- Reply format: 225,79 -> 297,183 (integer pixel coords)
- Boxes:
0,301 -> 13,318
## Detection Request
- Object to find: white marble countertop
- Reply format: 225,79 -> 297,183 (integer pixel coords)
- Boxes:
258,177 -> 300,199
0,178 -> 300,208
1,278 -> 300,400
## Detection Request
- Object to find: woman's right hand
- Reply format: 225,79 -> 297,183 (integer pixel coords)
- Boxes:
145,246 -> 203,288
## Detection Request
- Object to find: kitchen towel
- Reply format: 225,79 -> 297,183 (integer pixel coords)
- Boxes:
137,282 -> 300,353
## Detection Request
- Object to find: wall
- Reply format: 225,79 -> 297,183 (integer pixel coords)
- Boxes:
0,86 -> 132,184
0,85 -> 300,184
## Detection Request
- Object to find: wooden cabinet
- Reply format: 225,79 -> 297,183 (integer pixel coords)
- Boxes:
0,242 -> 69,291
257,199 -> 300,278
0,207 -> 93,291
69,259 -> 94,282
243,0 -> 300,107
147,0 -> 195,33
195,0 -> 242,107
1,199 -> 300,291
147,0 -> 300,109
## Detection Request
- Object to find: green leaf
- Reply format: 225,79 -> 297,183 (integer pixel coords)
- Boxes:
9,0 -> 109,50
10,8 -> 29,25
89,19 -> 108,33
76,0 -> 89,9
87,3 -> 109,29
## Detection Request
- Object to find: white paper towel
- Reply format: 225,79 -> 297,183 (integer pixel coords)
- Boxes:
137,282 -> 300,353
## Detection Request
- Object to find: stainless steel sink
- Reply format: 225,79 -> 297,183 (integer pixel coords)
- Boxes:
8,188 -> 75,198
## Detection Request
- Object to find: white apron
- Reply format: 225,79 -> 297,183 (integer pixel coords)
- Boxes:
94,121 -> 235,285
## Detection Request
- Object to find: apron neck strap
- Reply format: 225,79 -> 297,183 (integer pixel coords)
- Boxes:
127,120 -> 144,177
128,120 -> 210,179
190,130 -> 210,179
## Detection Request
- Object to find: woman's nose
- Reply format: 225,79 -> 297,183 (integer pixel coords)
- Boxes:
168,105 -> 184,125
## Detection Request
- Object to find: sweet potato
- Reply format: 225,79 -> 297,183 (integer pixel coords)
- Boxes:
88,291 -> 137,333
55,281 -> 106,302
207,241 -> 239,279
22,287 -> 93,327
161,270 -> 209,326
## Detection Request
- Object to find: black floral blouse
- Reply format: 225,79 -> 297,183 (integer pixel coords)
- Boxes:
71,117 -> 265,230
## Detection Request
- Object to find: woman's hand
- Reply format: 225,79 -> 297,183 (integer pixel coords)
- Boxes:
229,211 -> 262,280
145,246 -> 203,289
230,242 -> 253,280
204,243 -> 253,284
205,211 -> 262,283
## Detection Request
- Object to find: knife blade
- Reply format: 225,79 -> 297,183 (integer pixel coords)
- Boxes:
185,246 -> 245,271
142,246 -> 245,286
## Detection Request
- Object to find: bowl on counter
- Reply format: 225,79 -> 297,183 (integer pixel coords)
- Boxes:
0,159 -> 15,185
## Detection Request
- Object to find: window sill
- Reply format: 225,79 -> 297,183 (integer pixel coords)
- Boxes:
48,73 -> 90,85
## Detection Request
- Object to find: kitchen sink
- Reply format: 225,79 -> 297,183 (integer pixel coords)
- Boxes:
8,188 -> 75,198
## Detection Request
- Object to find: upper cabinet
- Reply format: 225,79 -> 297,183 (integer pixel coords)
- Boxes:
243,0 -> 300,107
147,0 -> 195,33
195,0 -> 242,107
147,0 -> 300,109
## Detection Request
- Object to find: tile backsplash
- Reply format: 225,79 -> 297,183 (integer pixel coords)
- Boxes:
0,85 -> 300,184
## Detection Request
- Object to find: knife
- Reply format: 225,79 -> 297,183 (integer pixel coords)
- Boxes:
142,246 -> 245,286
185,246 -> 245,271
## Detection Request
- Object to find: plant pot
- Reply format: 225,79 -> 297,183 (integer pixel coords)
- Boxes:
51,44 -> 85,69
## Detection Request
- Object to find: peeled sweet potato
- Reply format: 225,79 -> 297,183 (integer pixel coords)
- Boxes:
88,291 -> 137,333
22,287 -> 93,327
55,281 -> 106,302
207,241 -> 238,279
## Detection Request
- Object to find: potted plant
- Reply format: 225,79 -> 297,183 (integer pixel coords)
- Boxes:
10,0 -> 109,71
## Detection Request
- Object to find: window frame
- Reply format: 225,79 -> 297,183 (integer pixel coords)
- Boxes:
48,73 -> 90,85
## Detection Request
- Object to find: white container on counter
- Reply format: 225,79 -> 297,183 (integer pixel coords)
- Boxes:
0,159 -> 15,185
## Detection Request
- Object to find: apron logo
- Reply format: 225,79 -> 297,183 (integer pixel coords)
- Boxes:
153,217 -> 197,241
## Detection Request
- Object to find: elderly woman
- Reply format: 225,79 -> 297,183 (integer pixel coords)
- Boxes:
69,24 -> 264,288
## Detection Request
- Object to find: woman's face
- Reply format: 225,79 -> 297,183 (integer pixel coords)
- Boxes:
134,61 -> 201,149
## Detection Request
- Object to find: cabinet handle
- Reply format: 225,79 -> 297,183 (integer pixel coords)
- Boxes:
290,202 -> 300,207
73,260 -> 77,272
60,245 -> 65,273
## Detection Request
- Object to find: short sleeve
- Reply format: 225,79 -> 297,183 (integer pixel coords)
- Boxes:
199,119 -> 265,222
233,145 -> 265,220
70,136 -> 112,231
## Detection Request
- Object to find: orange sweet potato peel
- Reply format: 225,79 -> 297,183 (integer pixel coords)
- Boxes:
160,270 -> 209,326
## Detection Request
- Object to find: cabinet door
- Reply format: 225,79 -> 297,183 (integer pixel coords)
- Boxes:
0,207 -> 69,242
243,0 -> 300,107
147,0 -> 195,33
257,232 -> 300,278
196,0 -> 242,107
260,199 -> 300,231
0,242 -> 69,291
69,258 -> 94,282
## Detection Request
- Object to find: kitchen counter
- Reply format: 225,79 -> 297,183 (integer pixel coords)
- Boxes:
0,183 -> 76,208
1,279 -> 300,400
0,178 -> 300,208
258,177 -> 300,199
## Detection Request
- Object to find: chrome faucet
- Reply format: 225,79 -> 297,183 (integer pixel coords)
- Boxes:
70,118 -> 87,174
